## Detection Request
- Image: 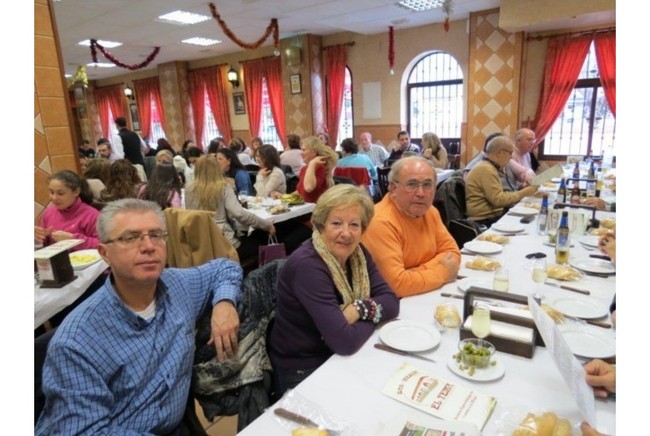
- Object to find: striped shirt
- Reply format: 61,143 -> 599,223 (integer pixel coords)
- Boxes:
360,143 -> 389,167
35,258 -> 242,435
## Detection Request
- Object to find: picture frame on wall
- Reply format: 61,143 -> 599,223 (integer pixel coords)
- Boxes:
290,74 -> 302,94
129,103 -> 140,131
233,92 -> 246,115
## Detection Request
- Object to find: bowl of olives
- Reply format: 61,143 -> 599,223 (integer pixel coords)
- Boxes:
456,338 -> 495,369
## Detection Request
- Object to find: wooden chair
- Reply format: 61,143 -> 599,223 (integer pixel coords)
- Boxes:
377,166 -> 391,200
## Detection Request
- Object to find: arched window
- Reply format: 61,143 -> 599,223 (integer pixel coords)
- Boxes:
336,67 -> 354,146
260,77 -> 282,151
201,89 -> 222,147
149,99 -> 166,145
406,52 -> 463,142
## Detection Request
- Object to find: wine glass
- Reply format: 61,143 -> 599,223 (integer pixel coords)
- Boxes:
532,259 -> 548,294
238,189 -> 248,206
471,304 -> 491,347
493,267 -> 509,292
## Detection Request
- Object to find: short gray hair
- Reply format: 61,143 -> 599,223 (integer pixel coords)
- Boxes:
388,156 -> 436,183
311,185 -> 374,233
97,199 -> 165,242
486,135 -> 513,155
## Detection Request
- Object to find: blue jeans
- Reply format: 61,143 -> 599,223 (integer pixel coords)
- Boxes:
272,365 -> 318,402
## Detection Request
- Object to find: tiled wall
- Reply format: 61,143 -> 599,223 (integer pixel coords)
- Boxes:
34,0 -> 77,222
465,9 -> 523,164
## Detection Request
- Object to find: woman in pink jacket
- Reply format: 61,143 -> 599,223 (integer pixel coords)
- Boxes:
34,170 -> 99,251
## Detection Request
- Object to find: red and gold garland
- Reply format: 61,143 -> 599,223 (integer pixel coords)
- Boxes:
209,3 -> 279,51
90,39 -> 160,70
388,26 -> 395,74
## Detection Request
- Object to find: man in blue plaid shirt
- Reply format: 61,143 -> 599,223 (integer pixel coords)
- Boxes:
36,199 -> 243,435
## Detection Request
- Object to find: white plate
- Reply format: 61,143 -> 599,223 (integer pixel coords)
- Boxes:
509,206 -> 539,216
547,296 -> 609,319
578,235 -> 600,248
558,324 -> 616,359
491,222 -> 526,234
447,356 -> 505,382
379,320 -> 441,353
69,249 -> 101,270
463,241 -> 503,255
457,277 -> 493,293
570,258 -> 615,274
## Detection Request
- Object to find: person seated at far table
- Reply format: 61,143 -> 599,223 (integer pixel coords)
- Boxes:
35,199 -> 242,435
137,164 -> 182,210
185,156 -> 275,260
216,147 -> 254,196
336,137 -> 377,181
420,132 -> 448,169
580,359 -> 616,436
280,133 -> 305,175
254,144 -> 286,197
509,128 -> 537,188
293,135 -> 338,203
268,185 -> 399,398
82,158 -> 111,202
358,131 -> 389,167
100,159 -> 144,203
465,135 -> 539,227
34,170 -> 100,251
464,132 -> 519,192
388,130 -> 421,160
361,157 -> 461,297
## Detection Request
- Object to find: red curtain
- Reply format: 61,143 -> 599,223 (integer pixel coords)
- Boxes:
532,35 -> 591,144
94,84 -> 126,138
243,59 -> 265,138
325,46 -> 347,149
204,66 -> 232,144
133,77 -> 166,140
262,57 -> 287,145
188,71 -> 206,150
594,32 -> 616,117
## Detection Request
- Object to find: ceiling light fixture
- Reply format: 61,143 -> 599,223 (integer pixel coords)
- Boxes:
158,10 -> 211,25
181,37 -> 222,47
227,67 -> 239,88
79,39 -> 121,48
86,62 -> 116,68
396,0 -> 444,12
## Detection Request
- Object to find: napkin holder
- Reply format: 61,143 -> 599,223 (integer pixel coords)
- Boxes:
34,240 -> 83,288
461,288 -> 543,359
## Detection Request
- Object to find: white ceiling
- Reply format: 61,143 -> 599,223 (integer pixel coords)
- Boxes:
52,0 -> 612,81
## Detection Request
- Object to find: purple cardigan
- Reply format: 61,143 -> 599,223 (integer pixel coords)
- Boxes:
269,240 -> 399,370
40,197 -> 99,250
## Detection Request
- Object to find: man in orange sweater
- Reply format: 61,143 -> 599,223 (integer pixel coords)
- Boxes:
361,157 -> 460,297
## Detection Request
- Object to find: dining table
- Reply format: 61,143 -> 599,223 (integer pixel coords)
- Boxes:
239,196 -> 616,435
244,199 -> 316,224
34,253 -> 108,329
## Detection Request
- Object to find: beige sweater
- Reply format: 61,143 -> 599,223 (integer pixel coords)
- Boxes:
254,166 -> 286,197
465,161 -> 528,220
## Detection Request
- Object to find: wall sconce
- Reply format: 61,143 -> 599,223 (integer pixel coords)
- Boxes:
124,85 -> 134,101
227,67 -> 239,88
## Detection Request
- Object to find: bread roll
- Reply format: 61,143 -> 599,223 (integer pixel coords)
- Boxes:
292,428 -> 329,436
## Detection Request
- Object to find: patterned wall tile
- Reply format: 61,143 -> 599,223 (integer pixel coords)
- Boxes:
466,9 -> 523,164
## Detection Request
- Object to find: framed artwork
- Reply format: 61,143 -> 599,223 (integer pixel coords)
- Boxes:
290,74 -> 302,94
129,103 -> 140,131
233,92 -> 246,115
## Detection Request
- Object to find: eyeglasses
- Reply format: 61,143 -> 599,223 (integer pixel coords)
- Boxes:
394,180 -> 435,193
105,230 -> 168,247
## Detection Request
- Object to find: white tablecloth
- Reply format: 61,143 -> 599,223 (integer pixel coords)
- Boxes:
34,259 -> 108,329
239,204 -> 616,435
246,202 -> 315,224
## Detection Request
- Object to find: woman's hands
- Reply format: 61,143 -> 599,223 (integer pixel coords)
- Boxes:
34,226 -> 51,244
342,303 -> 360,324
51,230 -> 74,242
259,167 -> 271,177
598,231 -> 616,263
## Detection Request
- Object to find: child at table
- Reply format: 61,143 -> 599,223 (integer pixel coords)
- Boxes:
34,170 -> 99,251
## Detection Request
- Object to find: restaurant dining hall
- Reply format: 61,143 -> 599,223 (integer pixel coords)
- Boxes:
32,0 -> 624,434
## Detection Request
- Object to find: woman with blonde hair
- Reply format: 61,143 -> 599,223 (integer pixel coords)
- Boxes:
184,156 -> 275,259
296,136 -> 338,203
421,132 -> 448,169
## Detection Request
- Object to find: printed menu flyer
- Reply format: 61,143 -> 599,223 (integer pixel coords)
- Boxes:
377,410 -> 480,436
382,363 -> 496,430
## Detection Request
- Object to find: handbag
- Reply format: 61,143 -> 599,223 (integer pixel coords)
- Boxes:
258,235 -> 287,267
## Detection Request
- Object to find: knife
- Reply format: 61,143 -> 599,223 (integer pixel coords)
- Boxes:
589,254 -> 612,261
274,408 -> 340,435
582,271 -> 615,278
374,343 -> 436,363
441,292 -> 464,300
565,316 -> 612,329
544,281 -> 590,295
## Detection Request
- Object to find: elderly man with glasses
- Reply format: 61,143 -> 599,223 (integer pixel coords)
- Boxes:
36,198 -> 243,435
361,156 -> 460,297
465,135 -> 539,227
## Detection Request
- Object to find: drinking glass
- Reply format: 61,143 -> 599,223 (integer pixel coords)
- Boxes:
531,259 -> 548,294
493,267 -> 509,292
471,304 -> 491,346
238,189 -> 248,207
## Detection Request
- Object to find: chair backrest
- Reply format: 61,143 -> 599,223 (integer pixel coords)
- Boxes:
192,259 -> 286,430
433,176 -> 467,227
377,166 -> 391,199
143,156 -> 157,179
164,208 -> 239,267
333,166 -> 371,187
35,328 -> 58,425
333,175 -> 356,186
